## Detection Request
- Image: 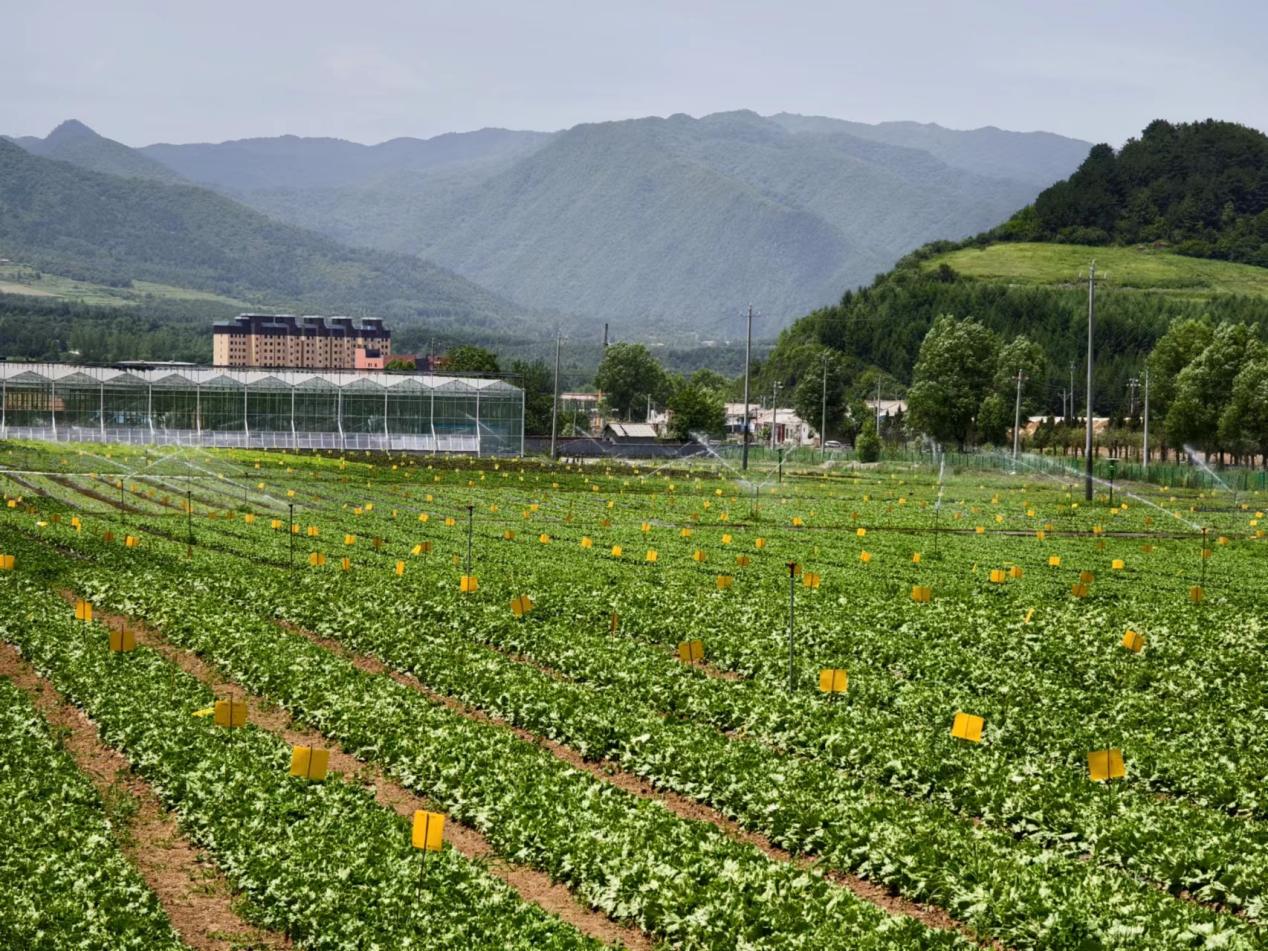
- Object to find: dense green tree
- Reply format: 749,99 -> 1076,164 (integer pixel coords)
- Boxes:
1166,323 -> 1263,457
509,359 -> 555,435
593,343 -> 671,421
667,381 -> 725,440
907,316 -> 1001,448
975,393 -> 1012,446
993,335 -> 1048,413
1219,358 -> 1268,459
444,345 -> 501,375
854,419 -> 881,462
791,351 -> 851,443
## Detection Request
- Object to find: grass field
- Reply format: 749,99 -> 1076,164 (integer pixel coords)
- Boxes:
0,262 -> 252,308
926,242 -> 1268,298
1,440 -> 1267,949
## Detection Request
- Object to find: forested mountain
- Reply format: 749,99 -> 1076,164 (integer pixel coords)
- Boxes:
765,119 -> 1268,426
7,119 -> 186,184
992,119 -> 1268,265
0,137 -> 531,333
136,111 -> 1083,334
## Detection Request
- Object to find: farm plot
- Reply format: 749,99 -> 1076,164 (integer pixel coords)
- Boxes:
2,439 -> 1267,949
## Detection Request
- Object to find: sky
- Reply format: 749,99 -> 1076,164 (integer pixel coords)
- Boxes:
3,0 -> 1266,147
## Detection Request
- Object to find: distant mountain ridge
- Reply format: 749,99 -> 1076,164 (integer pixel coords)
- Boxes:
0,136 -> 530,334
6,119 -> 188,184
9,112 -> 1092,338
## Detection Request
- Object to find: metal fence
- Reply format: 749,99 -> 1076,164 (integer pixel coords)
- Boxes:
0,363 -> 522,455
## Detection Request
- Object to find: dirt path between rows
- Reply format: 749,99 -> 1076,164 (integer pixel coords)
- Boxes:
274,621 -> 989,947
0,640 -> 291,951
66,592 -> 646,951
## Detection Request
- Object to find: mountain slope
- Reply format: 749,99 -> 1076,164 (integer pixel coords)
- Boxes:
168,110 -> 1080,333
13,119 -> 188,184
0,137 -> 529,332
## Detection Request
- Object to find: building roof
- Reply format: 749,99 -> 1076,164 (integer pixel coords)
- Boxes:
0,361 -> 519,395
604,422 -> 659,439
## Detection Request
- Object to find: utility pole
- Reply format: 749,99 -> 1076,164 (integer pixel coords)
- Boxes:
820,354 -> 828,456
1069,361 -> 1076,425
1127,377 -> 1140,419
549,331 -> 561,460
1012,369 -> 1025,467
875,379 -> 882,432
1059,388 -> 1068,421
1084,262 -> 1096,501
741,305 -> 753,470
1142,366 -> 1150,472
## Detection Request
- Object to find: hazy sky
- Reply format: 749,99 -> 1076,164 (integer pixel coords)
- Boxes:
4,0 -> 1265,146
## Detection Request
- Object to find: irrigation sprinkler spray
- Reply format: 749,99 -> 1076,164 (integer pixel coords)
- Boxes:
288,502 -> 295,569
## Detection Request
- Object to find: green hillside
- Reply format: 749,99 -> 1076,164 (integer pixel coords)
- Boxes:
0,137 -> 532,335
926,242 -> 1268,298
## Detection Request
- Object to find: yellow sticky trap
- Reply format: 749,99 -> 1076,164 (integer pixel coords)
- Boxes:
344,534 -> 357,546
444,516 -> 457,528
290,746 -> 330,781
645,549 -> 658,563
1035,530 -> 1046,541
692,549 -> 706,563
503,530 -> 516,541
817,668 -> 848,693
102,531 -> 115,543
975,526 -> 985,535
74,599 -> 93,622
510,595 -> 535,618
676,639 -> 704,663
0,554 -> 14,571
1088,748 -> 1126,782
1122,629 -> 1144,652
580,536 -> 593,549
802,571 -> 822,589
1071,582 -> 1089,598
419,513 -> 430,523
395,561 -> 406,576
680,528 -> 693,538
859,551 -> 871,564
1200,547 -> 1213,559
125,535 -> 139,549
71,516 -> 82,530
1188,585 -> 1205,603
1024,607 -> 1035,624
1079,570 -> 1095,584
989,569 -> 1007,584
715,574 -> 734,590
641,522 -> 651,533
791,517 -> 804,527
911,585 -> 932,603
536,533 -> 550,544
460,575 -> 479,593
1092,525 -> 1104,536
412,810 -> 445,851
213,699 -> 247,728
754,538 -> 766,549
341,557 -> 352,572
307,525 -> 319,537
610,545 -> 623,558
1008,565 -> 1023,579
1112,559 -> 1125,570
244,514 -> 255,525
109,628 -> 136,653
911,552 -> 921,564
950,712 -> 984,743
856,527 -> 866,538
308,552 -> 326,567
271,518 -> 282,530
721,533 -> 732,545
609,612 -> 620,633
995,514 -> 1004,524
1048,555 -> 1061,567
1140,543 -> 1154,554
5,499 -> 15,509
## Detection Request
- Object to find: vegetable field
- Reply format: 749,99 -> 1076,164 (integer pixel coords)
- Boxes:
2,439 -> 1267,950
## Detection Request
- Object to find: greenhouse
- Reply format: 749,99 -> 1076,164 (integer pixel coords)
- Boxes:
0,363 -> 524,455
